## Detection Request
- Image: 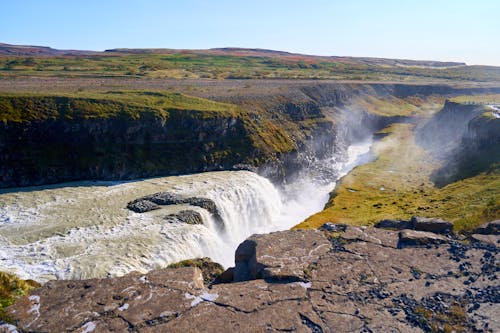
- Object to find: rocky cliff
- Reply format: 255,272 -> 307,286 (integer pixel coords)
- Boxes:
1,84 -> 499,188
417,100 -> 500,186
2,221 -> 498,332
0,101 -> 253,187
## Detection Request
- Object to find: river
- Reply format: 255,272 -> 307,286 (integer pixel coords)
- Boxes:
0,140 -> 372,282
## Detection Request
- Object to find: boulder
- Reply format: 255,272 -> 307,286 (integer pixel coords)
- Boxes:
166,210 -> 203,225
473,220 -> 500,235
471,234 -> 500,247
320,222 -> 347,232
216,267 -> 235,284
398,229 -> 449,248
411,216 -> 453,234
183,197 -> 219,216
234,229 -> 331,282
375,218 -> 412,230
127,192 -> 222,219
147,192 -> 183,205
168,257 -> 225,285
127,199 -> 160,213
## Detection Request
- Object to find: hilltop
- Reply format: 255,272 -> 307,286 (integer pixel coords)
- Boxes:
2,43 -> 499,82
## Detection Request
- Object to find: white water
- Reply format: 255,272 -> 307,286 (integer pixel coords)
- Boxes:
487,105 -> 500,118
0,140 -> 372,282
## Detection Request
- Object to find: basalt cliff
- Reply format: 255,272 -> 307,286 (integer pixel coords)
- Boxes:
1,83 -> 500,188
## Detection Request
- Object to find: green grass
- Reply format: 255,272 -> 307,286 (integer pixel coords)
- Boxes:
352,94 -> 444,117
450,94 -> 500,104
295,123 -> 499,231
1,52 -> 500,82
0,90 -> 313,165
0,90 -> 240,123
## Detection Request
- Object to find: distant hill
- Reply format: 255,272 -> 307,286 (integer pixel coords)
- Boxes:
105,46 -> 467,68
0,43 -> 97,56
0,42 -> 465,68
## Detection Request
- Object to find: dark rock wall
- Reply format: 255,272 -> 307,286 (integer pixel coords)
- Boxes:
0,114 -> 252,187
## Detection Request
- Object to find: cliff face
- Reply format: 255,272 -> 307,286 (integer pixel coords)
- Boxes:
3,222 -> 499,332
0,111 -> 253,187
417,101 -> 500,186
416,101 -> 484,150
1,84 -> 498,188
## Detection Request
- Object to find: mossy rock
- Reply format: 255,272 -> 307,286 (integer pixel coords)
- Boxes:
168,258 -> 224,286
0,271 -> 41,322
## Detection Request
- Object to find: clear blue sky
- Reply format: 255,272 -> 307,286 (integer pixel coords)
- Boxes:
1,0 -> 499,65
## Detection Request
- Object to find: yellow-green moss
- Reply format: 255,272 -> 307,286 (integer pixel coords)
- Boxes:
0,271 -> 40,322
450,94 -> 500,104
353,94 -> 444,117
0,90 -> 240,123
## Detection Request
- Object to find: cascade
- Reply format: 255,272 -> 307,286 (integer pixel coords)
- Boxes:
0,140 -> 372,282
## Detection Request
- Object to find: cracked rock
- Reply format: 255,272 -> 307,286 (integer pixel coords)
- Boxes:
4,227 -> 498,333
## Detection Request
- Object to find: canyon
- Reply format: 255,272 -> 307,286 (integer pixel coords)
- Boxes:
0,45 -> 499,332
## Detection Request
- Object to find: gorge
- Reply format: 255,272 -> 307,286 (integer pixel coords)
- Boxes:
0,45 -> 499,332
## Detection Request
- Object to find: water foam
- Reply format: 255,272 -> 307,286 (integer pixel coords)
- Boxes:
0,140 -> 372,282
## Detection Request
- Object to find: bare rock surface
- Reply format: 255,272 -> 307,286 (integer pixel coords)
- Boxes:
471,234 -> 500,247
3,226 -> 499,333
398,229 -> 450,248
234,229 -> 331,282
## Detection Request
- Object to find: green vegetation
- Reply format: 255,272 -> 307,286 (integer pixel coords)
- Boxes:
0,271 -> 40,322
295,123 -> 499,231
1,52 -> 499,82
450,93 -> 500,104
168,257 -> 224,285
0,90 -> 301,155
0,90 -> 240,123
0,90 -> 308,179
415,303 -> 470,333
352,93 -> 444,117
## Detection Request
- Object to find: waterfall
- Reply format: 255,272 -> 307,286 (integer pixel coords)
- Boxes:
0,140 -> 372,282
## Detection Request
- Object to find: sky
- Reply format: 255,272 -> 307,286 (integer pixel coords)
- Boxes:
1,0 -> 499,66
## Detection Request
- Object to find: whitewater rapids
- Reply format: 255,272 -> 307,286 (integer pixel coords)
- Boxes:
0,141 -> 372,282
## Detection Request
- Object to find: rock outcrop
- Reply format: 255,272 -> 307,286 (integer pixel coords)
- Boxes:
3,224 -> 498,332
375,216 -> 454,234
165,210 -> 203,225
474,220 -> 500,235
127,192 -> 220,218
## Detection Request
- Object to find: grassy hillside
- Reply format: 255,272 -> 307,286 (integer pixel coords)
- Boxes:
296,123 -> 499,231
0,90 -> 240,123
1,50 -> 500,82
450,93 -> 500,104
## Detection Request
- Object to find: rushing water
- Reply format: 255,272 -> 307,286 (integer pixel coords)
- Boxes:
0,140 -> 372,282
488,105 -> 500,118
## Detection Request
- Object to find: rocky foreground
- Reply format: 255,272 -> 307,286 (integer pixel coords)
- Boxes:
1,221 -> 499,333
